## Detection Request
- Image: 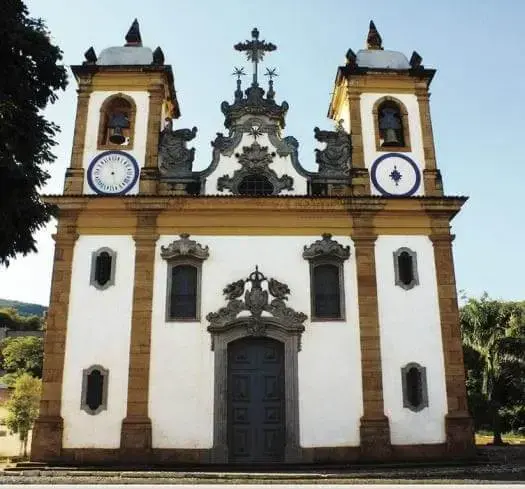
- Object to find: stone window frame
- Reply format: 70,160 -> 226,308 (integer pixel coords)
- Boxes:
303,234 -> 350,322
401,362 -> 428,412
393,247 -> 419,290
90,247 -> 117,291
373,96 -> 412,153
165,258 -> 203,322
97,93 -> 137,150
80,364 -> 109,415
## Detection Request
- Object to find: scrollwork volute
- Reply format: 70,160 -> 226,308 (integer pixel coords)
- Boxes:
160,233 -> 209,261
206,266 -> 307,337
302,233 -> 351,262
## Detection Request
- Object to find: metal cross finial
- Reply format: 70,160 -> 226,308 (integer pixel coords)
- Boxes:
234,28 -> 276,87
264,67 -> 278,80
232,66 -> 246,80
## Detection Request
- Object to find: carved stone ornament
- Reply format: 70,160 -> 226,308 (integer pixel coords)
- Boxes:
217,141 -> 293,194
221,85 -> 289,129
160,233 -> 209,261
302,233 -> 351,262
314,123 -> 352,177
206,266 -> 307,336
158,124 -> 197,177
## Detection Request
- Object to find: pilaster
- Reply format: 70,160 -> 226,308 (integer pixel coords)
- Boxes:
31,213 -> 80,461
429,220 -> 475,457
139,84 -> 164,194
64,77 -> 92,195
416,88 -> 443,197
120,210 -> 159,462
352,213 -> 391,460
348,89 -> 371,196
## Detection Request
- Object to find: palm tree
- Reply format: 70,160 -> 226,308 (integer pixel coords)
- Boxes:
460,294 -> 525,445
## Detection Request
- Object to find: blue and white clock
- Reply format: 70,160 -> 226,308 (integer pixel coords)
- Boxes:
370,153 -> 421,197
87,151 -> 139,195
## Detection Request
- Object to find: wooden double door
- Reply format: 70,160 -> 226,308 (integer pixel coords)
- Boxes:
227,337 -> 285,463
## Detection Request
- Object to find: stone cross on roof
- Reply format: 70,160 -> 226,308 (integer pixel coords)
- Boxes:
234,28 -> 276,87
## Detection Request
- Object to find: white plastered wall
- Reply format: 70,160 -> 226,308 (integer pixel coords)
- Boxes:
360,93 -> 426,196
375,235 -> 447,444
61,235 -> 135,448
82,91 -> 150,195
149,235 -> 362,448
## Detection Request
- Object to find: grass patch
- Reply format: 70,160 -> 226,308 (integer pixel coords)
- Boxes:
476,431 -> 525,445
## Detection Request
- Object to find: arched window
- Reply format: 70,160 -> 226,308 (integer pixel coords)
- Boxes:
169,264 -> 198,319
393,247 -> 419,290
81,365 -> 109,415
303,234 -> 350,321
238,174 -> 274,196
90,247 -> 117,290
373,97 -> 411,152
313,264 -> 341,318
401,362 -> 428,412
98,94 -> 136,149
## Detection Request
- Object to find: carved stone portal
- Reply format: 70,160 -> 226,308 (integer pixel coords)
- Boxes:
217,141 -> 293,195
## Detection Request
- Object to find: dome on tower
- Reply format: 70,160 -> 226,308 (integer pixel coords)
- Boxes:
96,19 -> 155,66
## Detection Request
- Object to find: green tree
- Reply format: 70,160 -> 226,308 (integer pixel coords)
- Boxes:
0,0 -> 68,265
5,373 -> 41,457
461,294 -> 525,444
1,336 -> 43,380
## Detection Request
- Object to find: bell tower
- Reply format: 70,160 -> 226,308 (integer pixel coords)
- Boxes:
65,19 -> 180,196
328,21 -> 443,197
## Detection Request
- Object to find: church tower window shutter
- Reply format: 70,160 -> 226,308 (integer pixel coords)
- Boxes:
90,247 -> 117,290
303,234 -> 350,321
393,247 -> 419,290
170,264 -> 198,319
81,365 -> 109,415
401,362 -> 428,412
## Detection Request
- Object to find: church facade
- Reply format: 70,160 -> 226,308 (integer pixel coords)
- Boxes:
31,20 -> 474,465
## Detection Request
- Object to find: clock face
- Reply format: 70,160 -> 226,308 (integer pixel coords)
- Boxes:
87,151 -> 139,195
370,153 -> 421,196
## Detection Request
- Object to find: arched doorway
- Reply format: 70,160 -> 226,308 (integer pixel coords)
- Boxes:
228,337 -> 285,463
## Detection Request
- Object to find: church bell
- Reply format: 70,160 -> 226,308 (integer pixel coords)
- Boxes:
108,112 -> 129,145
383,127 -> 400,146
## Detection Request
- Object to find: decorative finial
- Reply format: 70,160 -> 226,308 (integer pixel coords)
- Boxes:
367,20 -> 383,50
410,51 -> 423,69
265,67 -> 278,99
232,67 -> 246,100
152,47 -> 164,65
84,46 -> 97,64
125,19 -> 142,46
234,28 -> 277,87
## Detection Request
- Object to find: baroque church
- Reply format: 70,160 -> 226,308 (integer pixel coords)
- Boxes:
32,20 -> 474,465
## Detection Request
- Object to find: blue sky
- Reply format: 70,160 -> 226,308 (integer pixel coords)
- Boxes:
0,0 -> 523,305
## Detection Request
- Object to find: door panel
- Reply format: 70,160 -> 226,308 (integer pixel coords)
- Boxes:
227,337 -> 285,463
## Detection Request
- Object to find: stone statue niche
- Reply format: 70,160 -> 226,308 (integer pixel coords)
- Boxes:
158,119 -> 198,177
313,122 -> 352,177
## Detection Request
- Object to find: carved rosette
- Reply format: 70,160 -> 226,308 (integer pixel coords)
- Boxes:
206,266 -> 307,336
216,141 -> 293,195
302,233 -> 351,261
160,233 -> 209,261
